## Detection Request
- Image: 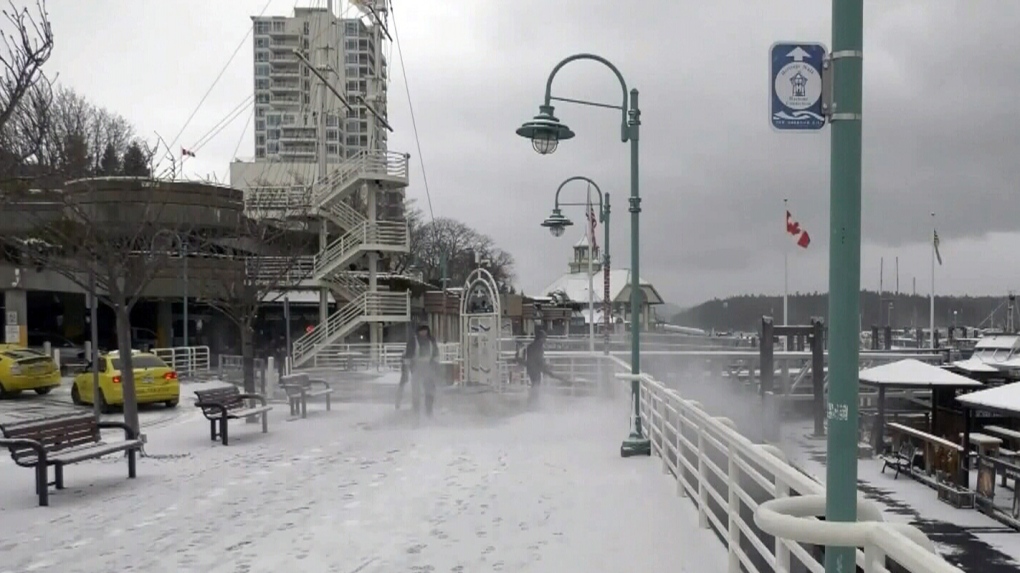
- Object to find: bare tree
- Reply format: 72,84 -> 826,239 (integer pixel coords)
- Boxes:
0,178 -> 195,433
0,0 -> 52,181
393,200 -> 516,290
198,198 -> 315,394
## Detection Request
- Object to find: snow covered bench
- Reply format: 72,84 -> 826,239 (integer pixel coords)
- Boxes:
194,386 -> 271,446
280,373 -> 333,419
0,412 -> 141,506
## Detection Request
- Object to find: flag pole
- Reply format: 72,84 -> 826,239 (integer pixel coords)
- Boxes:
587,184 -> 596,354
783,198 -> 789,327
930,211 -> 936,349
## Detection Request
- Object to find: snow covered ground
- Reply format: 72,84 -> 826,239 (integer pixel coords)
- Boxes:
0,385 -> 726,572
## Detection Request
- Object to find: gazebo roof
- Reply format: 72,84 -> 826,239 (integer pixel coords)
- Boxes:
957,382 -> 1020,416
858,359 -> 984,389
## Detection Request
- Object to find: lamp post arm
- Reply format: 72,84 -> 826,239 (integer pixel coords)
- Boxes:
553,175 -> 605,213
544,54 -> 630,142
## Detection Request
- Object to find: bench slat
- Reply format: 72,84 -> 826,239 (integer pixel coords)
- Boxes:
1,414 -> 101,461
227,406 -> 273,419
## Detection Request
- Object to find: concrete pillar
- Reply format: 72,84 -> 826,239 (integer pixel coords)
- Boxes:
3,289 -> 27,346
60,292 -> 86,340
156,300 -> 173,348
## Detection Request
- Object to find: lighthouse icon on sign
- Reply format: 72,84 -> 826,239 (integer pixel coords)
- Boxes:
790,72 -> 807,97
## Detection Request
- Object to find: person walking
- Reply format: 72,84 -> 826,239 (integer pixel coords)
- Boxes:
521,329 -> 560,408
396,324 -> 439,417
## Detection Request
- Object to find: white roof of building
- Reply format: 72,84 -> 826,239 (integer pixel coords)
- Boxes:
957,381 -> 1020,415
540,268 -> 663,306
974,334 -> 1020,351
858,359 -> 983,388
951,358 -> 1001,373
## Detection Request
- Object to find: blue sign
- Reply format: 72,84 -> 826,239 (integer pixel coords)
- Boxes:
770,42 -> 827,131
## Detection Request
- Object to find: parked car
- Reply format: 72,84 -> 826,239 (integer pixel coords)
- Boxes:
71,350 -> 179,413
27,331 -> 84,374
0,344 -> 61,398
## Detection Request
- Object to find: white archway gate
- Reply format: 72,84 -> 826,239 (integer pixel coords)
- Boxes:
460,268 -> 501,387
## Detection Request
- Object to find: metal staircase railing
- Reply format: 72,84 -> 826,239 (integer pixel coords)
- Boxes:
246,255 -> 315,284
321,272 -> 368,302
244,185 -> 311,215
319,199 -> 365,232
292,291 -> 409,367
312,150 -> 410,207
313,220 -> 408,282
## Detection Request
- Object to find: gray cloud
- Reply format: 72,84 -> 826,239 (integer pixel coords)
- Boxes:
38,1 -> 1020,306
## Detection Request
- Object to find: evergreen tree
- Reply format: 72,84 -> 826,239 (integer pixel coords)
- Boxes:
98,143 -> 121,175
120,142 -> 149,176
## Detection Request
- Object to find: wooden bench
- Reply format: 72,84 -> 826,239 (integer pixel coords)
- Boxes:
0,413 -> 142,506
280,373 -> 333,419
884,422 -> 964,484
194,386 -> 271,446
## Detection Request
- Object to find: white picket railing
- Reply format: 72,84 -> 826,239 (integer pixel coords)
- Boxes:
151,345 -> 211,379
624,354 -> 962,573
313,221 -> 408,281
313,150 -> 409,206
291,292 -> 410,366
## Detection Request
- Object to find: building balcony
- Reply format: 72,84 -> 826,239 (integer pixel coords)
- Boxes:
270,95 -> 301,105
270,81 -> 301,92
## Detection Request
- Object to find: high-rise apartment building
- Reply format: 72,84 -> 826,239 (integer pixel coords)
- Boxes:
250,6 -> 388,163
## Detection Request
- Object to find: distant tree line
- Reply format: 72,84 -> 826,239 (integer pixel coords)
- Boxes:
672,291 -> 1020,333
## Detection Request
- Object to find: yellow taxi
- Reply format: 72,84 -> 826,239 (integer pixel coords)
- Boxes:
71,350 -> 180,413
0,344 -> 62,397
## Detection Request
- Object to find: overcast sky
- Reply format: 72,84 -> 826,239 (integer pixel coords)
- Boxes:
39,1 -> 1020,307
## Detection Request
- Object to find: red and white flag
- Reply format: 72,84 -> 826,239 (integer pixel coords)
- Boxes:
586,195 -> 598,252
786,210 -> 811,249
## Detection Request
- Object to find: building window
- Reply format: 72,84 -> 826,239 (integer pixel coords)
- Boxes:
255,51 -> 269,62
345,21 -> 358,34
303,94 -> 310,104
267,114 -> 281,126
254,21 -> 270,34
346,135 -> 359,146
255,78 -> 269,89
272,21 -> 285,32
255,37 -> 268,48
302,67 -> 310,77
303,21 -> 310,35
345,39 -> 357,50
326,129 -> 339,141
256,134 -> 266,146
360,135 -> 367,147
303,38 -> 309,50
326,114 -> 340,127
256,147 -> 266,158
255,64 -> 270,76
268,129 -> 280,140
346,120 -> 360,133
327,144 -> 339,155
345,53 -> 357,64
267,141 -> 279,154
256,107 -> 266,118
256,93 -> 270,104
255,120 -> 266,131
282,114 -> 295,125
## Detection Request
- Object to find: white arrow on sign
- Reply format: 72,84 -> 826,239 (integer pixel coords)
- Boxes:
787,47 -> 811,62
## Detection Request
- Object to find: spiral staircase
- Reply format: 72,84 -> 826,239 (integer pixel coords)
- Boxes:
245,149 -> 412,367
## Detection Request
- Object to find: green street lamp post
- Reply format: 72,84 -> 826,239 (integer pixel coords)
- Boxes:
517,53 -> 650,458
541,176 -> 612,356
825,0 -> 864,570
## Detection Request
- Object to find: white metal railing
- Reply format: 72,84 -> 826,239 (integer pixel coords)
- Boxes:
313,150 -> 410,206
291,292 -> 410,366
321,272 -> 368,300
313,221 -> 408,281
320,199 -> 366,232
244,186 -> 311,212
151,346 -> 211,379
247,255 -> 315,284
629,355 -> 962,573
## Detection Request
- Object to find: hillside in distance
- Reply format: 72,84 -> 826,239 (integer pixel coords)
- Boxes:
672,291 -> 1015,333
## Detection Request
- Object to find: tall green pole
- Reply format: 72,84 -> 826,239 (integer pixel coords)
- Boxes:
623,88 -> 649,454
602,192 -> 611,356
825,0 -> 863,571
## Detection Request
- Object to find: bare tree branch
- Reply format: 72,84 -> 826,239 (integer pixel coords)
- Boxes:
0,0 -> 51,135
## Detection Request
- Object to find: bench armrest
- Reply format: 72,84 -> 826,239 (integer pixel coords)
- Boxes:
308,379 -> 331,390
98,420 -> 139,441
237,393 -> 267,406
194,401 -> 228,419
0,437 -> 47,465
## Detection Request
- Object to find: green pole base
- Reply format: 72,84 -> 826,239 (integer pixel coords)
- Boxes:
620,433 -> 651,458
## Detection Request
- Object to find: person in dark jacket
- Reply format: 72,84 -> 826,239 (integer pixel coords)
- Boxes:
396,324 -> 440,416
521,329 -> 560,407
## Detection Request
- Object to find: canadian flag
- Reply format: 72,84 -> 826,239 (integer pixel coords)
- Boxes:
786,210 -> 811,249
181,147 -> 196,158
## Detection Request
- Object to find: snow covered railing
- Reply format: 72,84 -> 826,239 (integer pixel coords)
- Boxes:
151,346 -> 210,379
625,358 -> 963,573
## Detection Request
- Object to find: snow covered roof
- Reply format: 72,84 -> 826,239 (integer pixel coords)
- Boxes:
957,381 -> 1020,415
540,269 -> 664,306
974,334 -> 1020,350
858,359 -> 983,388
951,358 -> 1001,374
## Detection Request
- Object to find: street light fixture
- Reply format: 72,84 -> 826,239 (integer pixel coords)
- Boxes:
516,105 -> 575,155
517,53 -> 650,458
541,208 -> 573,237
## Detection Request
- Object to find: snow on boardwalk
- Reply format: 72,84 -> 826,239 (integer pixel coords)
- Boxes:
0,393 -> 725,572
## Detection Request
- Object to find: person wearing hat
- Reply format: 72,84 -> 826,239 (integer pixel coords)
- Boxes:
397,323 -> 439,416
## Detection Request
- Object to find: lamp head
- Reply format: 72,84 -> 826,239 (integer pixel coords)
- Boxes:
541,208 -> 573,238
516,104 -> 575,155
